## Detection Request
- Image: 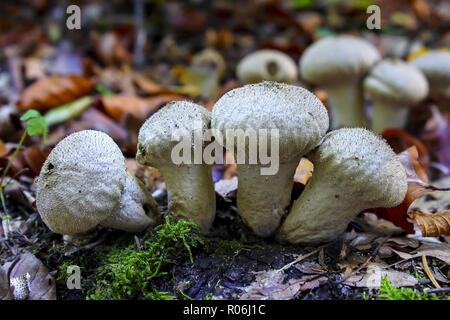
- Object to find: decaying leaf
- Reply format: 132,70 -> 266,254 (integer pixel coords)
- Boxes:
0,140 -> 8,158
343,263 -> 418,288
0,267 -> 12,300
2,252 -> 56,300
100,94 -> 182,122
240,269 -> 326,300
408,210 -> 450,237
390,242 -> 450,265
16,75 -> 94,111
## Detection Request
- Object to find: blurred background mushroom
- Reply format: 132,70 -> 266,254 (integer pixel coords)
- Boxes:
299,35 -> 381,129
364,59 -> 429,133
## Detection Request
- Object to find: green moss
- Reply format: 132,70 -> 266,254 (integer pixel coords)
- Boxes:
87,217 -> 203,300
376,275 -> 447,300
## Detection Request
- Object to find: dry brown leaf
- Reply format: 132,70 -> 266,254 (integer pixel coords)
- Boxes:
0,140 -> 8,158
239,269 -> 326,300
408,210 -> 450,237
390,242 -> 450,265
2,252 -> 56,300
100,94 -> 182,122
16,75 -> 94,111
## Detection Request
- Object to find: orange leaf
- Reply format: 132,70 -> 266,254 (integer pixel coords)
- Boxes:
408,211 -> 450,237
293,158 -> 314,185
16,75 -> 94,111
0,140 -> 8,158
100,94 -> 183,122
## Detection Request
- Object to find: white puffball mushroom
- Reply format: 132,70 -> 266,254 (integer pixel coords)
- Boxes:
211,81 -> 329,237
299,35 -> 381,129
237,49 -> 298,84
36,130 -> 158,237
364,59 -> 429,133
277,128 -> 407,244
410,50 -> 450,98
136,101 -> 216,234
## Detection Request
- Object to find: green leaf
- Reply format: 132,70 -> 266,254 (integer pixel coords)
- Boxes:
20,109 -> 48,143
289,0 -> 314,9
44,96 -> 93,127
20,109 -> 41,121
95,84 -> 114,97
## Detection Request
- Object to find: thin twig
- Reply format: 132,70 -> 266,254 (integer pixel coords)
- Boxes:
277,246 -> 324,273
421,254 -> 441,289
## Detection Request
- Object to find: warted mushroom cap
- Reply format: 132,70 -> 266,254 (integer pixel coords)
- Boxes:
36,130 -> 126,235
410,50 -> 450,96
211,81 -> 329,163
364,59 -> 429,106
300,35 -> 381,85
136,101 -> 211,166
312,128 -> 407,208
237,49 -> 298,84
277,128 -> 408,243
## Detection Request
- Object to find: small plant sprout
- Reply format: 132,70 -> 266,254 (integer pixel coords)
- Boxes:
136,101 -> 216,234
236,49 -> 298,84
364,59 -> 429,133
211,82 -> 329,237
36,130 -> 159,241
299,35 -> 381,129
277,128 -> 407,244
1,110 -> 47,239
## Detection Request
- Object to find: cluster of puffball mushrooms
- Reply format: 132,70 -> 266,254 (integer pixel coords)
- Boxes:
36,34 -> 450,244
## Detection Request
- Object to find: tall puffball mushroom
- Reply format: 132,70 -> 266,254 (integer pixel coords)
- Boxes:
237,49 -> 298,84
277,128 -> 407,244
36,130 -> 159,239
136,101 -> 216,234
364,59 -> 429,133
299,35 -> 381,129
410,50 -> 450,99
211,81 -> 329,237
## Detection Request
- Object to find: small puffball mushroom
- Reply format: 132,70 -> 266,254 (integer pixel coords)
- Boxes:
136,101 -> 216,234
36,130 -> 158,238
277,128 -> 407,244
410,50 -> 450,98
299,35 -> 381,129
237,50 -> 298,84
364,59 -> 429,133
211,81 -> 329,237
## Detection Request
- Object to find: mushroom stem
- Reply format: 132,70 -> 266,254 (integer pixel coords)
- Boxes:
158,163 -> 215,234
236,158 -> 299,238
276,166 -> 360,244
100,172 -> 159,232
325,80 -> 367,129
371,102 -> 409,133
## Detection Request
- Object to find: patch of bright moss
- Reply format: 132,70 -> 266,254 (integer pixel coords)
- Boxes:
87,217 -> 203,300
376,275 -> 447,300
